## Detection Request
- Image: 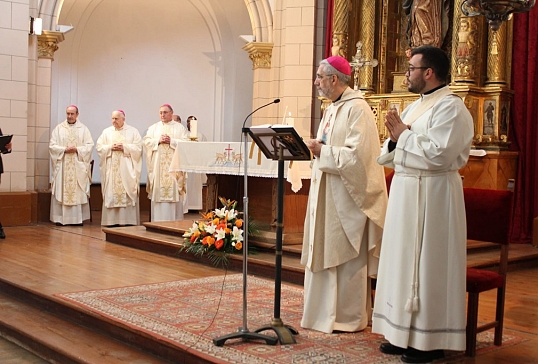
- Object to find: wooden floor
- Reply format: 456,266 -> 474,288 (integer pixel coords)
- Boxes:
0,212 -> 537,363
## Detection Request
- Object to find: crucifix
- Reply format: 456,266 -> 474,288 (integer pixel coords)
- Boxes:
349,41 -> 379,91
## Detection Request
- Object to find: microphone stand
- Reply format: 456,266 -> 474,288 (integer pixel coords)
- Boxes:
213,100 -> 280,347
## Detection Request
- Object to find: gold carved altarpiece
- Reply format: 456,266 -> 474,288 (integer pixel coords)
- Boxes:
330,0 -> 517,190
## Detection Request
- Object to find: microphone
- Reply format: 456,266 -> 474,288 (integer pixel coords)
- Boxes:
242,98 -> 281,131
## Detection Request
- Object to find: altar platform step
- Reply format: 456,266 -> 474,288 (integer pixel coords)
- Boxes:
103,221 -> 538,285
103,221 -> 306,285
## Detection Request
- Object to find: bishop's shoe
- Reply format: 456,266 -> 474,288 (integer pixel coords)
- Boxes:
401,348 -> 444,363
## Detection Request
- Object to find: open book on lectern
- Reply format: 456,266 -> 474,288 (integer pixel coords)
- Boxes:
247,124 -> 310,161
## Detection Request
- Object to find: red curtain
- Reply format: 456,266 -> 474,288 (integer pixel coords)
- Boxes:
325,0 -> 334,59
510,7 -> 538,243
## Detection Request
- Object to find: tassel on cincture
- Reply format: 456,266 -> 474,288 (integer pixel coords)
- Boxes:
405,297 -> 414,313
412,296 -> 419,311
404,296 -> 420,313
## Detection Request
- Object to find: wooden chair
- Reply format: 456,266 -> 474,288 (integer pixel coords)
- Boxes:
464,187 -> 513,356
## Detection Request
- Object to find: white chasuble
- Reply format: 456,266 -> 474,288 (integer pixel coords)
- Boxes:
300,87 -> 387,334
49,120 -> 94,224
372,86 -> 474,351
143,121 -> 189,221
96,124 -> 142,225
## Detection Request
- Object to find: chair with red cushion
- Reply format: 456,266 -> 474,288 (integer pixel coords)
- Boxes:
464,187 -> 513,356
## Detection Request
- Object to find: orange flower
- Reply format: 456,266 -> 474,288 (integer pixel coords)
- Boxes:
235,242 -> 242,250
212,217 -> 220,225
201,211 -> 214,219
202,236 -> 215,246
190,231 -> 201,242
225,227 -> 231,234
235,219 -> 243,228
215,239 -> 224,250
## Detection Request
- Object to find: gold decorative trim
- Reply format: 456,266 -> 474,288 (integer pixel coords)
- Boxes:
242,42 -> 273,69
37,31 -> 65,60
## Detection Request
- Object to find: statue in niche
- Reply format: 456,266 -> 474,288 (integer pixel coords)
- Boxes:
331,34 -> 346,57
403,0 -> 451,49
457,19 -> 471,58
483,100 -> 496,135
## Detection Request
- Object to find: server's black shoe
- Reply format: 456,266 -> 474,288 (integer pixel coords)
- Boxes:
401,348 -> 444,363
379,342 -> 407,355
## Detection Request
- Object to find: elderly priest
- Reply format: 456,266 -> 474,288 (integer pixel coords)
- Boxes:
96,110 -> 143,226
49,105 -> 94,226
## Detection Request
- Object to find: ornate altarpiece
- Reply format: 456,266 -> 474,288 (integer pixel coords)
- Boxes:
330,0 -> 517,190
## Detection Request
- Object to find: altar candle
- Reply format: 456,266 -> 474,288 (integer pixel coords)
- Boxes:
286,112 -> 294,128
190,118 -> 198,138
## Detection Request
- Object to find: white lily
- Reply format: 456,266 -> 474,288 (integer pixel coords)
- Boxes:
232,226 -> 243,242
215,227 -> 226,241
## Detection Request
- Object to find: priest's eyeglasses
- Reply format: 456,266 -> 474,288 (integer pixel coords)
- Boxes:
407,65 -> 429,73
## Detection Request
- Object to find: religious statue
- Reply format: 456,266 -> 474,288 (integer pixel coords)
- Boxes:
457,19 -> 472,58
331,33 -> 346,57
403,0 -> 451,49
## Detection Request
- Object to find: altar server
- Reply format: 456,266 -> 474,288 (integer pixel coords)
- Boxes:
96,110 -> 143,226
301,56 -> 387,333
143,104 -> 189,221
372,45 -> 473,363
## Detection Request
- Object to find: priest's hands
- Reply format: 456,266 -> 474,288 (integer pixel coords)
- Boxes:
306,139 -> 323,158
65,146 -> 78,154
112,143 -> 124,151
159,134 -> 171,144
385,109 -> 409,142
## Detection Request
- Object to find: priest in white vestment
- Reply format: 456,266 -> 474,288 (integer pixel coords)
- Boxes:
183,115 -> 207,212
372,46 -> 474,363
301,56 -> 387,334
49,105 -> 94,225
143,104 -> 190,221
96,110 -> 142,226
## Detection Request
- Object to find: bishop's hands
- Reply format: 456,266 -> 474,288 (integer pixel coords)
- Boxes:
159,134 -> 171,145
306,139 -> 323,158
385,109 -> 409,142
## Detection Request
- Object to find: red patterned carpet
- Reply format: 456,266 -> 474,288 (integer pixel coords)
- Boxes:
56,274 -> 523,363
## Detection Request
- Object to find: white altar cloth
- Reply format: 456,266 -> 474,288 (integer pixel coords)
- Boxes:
169,141 -> 311,192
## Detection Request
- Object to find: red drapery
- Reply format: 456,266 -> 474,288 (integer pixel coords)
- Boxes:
324,0 -> 334,59
510,8 -> 538,244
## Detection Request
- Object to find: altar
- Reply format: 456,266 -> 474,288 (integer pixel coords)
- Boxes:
169,141 -> 312,233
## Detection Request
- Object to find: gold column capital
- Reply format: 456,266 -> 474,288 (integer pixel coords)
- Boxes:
242,42 -> 273,69
37,31 -> 65,60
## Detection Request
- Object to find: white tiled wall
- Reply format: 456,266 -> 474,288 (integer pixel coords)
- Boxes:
0,0 -> 30,192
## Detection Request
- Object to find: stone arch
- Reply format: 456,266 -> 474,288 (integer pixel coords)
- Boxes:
39,0 -> 274,42
243,0 -> 274,43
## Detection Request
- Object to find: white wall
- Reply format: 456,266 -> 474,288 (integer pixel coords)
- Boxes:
0,0 -> 30,192
50,0 -> 253,182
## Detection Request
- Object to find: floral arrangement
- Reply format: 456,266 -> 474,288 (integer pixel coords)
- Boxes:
181,197 -> 254,267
